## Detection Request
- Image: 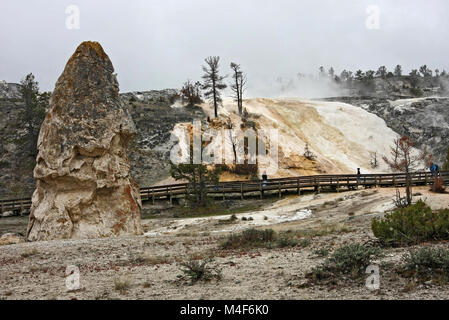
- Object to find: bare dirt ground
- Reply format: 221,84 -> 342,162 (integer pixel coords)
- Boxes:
0,186 -> 448,300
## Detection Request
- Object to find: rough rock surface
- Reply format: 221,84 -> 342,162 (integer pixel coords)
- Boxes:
0,232 -> 24,246
325,96 -> 449,164
26,41 -> 142,241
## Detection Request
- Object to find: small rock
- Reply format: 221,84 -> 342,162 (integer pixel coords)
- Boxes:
0,233 -> 24,246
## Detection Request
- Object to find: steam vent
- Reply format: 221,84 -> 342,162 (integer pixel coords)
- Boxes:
26,41 -> 142,241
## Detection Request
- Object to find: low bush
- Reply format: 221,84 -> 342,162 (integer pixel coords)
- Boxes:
277,236 -> 299,248
221,228 -> 276,249
221,228 -> 307,249
401,247 -> 449,283
431,177 -> 446,193
114,276 -> 131,293
232,163 -> 258,176
372,200 -> 449,246
307,244 -> 381,282
178,259 -> 222,285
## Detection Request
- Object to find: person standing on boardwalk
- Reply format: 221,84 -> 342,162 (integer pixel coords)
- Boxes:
357,168 -> 361,185
262,171 -> 268,188
430,163 -> 438,177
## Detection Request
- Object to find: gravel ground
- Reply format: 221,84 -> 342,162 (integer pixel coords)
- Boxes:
0,186 -> 448,300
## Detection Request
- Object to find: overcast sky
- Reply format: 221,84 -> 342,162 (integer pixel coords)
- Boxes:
1,0 -> 448,97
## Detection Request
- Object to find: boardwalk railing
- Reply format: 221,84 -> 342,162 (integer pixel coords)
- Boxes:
1,171 -> 448,214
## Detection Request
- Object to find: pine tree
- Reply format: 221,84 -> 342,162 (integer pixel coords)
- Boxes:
19,73 -> 47,156
394,65 -> 402,77
202,56 -> 227,118
443,147 -> 449,171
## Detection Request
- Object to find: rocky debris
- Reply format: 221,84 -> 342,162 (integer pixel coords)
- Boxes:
26,41 -> 142,241
0,232 -> 24,246
0,81 -> 21,100
1,211 -> 15,218
121,89 -> 179,104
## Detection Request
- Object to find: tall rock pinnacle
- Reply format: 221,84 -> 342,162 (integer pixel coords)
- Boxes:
26,41 -> 142,241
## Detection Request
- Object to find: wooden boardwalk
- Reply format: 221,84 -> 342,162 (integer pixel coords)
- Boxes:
1,171 -> 448,215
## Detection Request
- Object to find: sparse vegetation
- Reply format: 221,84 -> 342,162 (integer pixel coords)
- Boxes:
221,228 -> 276,249
372,200 -> 449,246
0,160 -> 10,169
307,244 -> 381,282
431,176 -> 446,193
114,276 -> 131,293
303,143 -> 316,160
170,163 -> 220,208
276,236 -> 299,248
21,248 -> 38,258
311,247 -> 330,258
443,147 -> 449,171
383,136 -> 432,206
180,80 -> 202,106
221,228 -> 315,249
178,259 -> 222,285
401,247 -> 449,284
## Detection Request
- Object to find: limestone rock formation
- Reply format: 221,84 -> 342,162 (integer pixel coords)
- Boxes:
26,41 -> 142,241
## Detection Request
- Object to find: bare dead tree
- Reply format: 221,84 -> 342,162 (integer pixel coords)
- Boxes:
202,56 -> 227,118
370,152 -> 379,169
230,63 -> 247,116
225,119 -> 238,164
383,136 -> 432,206
303,143 -> 316,160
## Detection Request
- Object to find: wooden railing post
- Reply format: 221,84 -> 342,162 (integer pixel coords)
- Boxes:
152,188 -> 155,205
297,177 -> 301,195
260,181 -> 263,199
169,187 -> 173,204
240,183 -> 244,200
278,182 -> 282,198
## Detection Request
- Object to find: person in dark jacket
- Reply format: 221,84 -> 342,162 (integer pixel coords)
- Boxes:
430,163 -> 438,177
357,168 -> 361,184
262,171 -> 268,188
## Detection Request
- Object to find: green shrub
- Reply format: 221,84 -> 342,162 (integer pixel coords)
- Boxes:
221,228 -> 276,249
307,244 -> 381,281
402,247 -> 449,283
0,160 -> 10,169
178,259 -> 222,285
232,164 -> 258,176
277,236 -> 299,248
410,87 -> 423,97
372,200 -> 449,246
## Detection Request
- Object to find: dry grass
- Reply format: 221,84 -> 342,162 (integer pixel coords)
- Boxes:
21,248 -> 38,258
114,275 -> 131,293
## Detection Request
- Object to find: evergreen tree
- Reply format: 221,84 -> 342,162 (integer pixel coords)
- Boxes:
443,147 -> 449,171
394,65 -> 402,77
202,56 -> 227,118
19,73 -> 47,156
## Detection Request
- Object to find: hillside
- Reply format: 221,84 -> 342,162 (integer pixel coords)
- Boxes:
0,82 -> 447,198
171,97 -> 418,179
